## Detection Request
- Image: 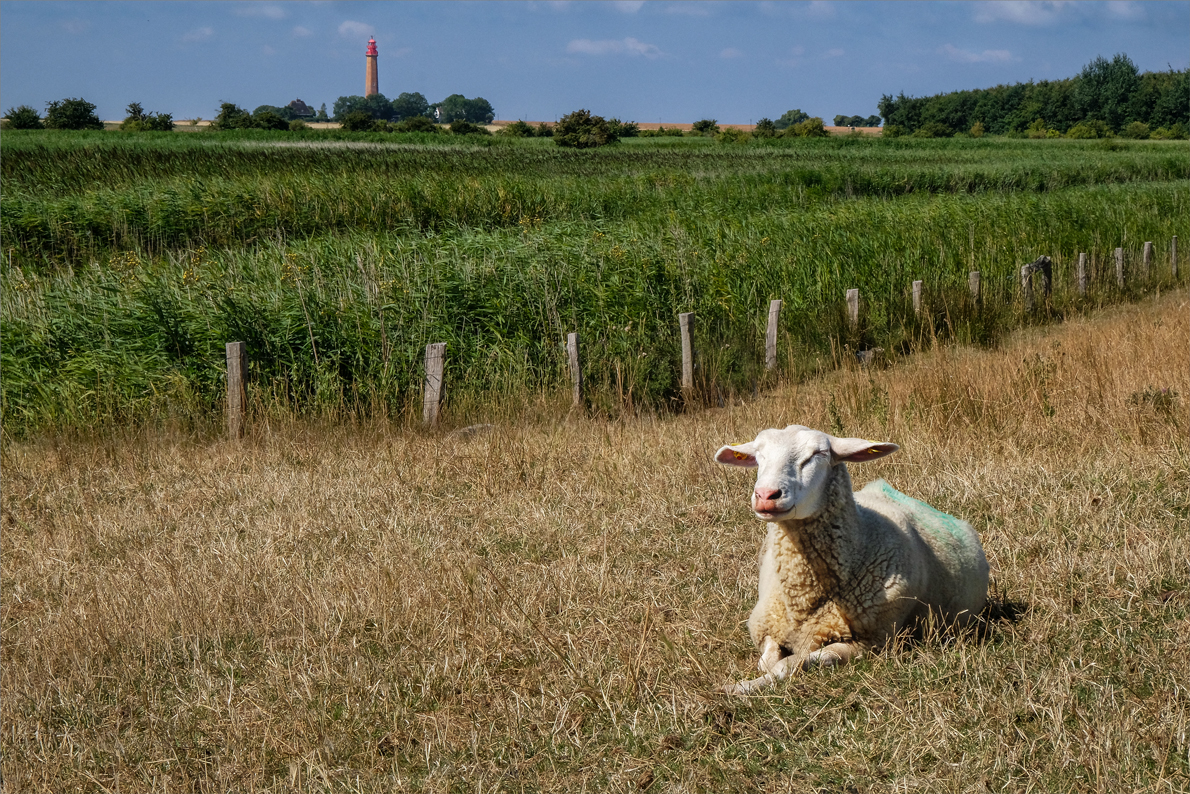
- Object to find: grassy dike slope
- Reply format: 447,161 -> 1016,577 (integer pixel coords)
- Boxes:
2,290 -> 1186,792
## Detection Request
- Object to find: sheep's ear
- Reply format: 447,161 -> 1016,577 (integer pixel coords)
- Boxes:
714,442 -> 759,468
829,437 -> 899,464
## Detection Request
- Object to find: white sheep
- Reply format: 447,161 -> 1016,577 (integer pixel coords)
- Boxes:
714,425 -> 989,695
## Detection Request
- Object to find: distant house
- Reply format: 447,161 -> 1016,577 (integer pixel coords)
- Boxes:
287,99 -> 314,118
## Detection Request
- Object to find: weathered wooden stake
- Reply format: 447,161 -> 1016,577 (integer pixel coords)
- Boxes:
679,312 -> 695,392
969,271 -> 981,305
846,289 -> 859,328
567,332 -> 582,407
1143,241 -> 1153,282
912,280 -> 923,316
1077,253 -> 1088,296
1115,247 -> 1125,289
225,341 -> 247,440
1021,265 -> 1034,312
765,299 -> 782,371
423,342 -> 446,426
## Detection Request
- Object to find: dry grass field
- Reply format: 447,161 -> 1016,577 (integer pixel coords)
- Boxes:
2,292 -> 1188,792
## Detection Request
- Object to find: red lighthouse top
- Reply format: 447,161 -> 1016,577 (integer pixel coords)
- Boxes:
366,38 -> 378,56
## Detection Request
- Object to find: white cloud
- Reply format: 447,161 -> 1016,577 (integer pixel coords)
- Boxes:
235,4 -> 285,19
974,1 -> 1074,25
939,44 -> 1014,63
720,47 -> 743,59
566,37 -> 662,58
612,0 -> 645,12
182,26 -> 214,43
292,26 -> 312,38
825,48 -> 845,58
1105,1 -> 1145,20
338,20 -> 373,39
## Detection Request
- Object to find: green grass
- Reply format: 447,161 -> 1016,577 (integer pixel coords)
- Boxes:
2,132 -> 1187,433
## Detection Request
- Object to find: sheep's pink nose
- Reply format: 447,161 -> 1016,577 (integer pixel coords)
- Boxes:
754,487 -> 783,511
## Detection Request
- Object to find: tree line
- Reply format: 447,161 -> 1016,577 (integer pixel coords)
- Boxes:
878,53 -> 1189,139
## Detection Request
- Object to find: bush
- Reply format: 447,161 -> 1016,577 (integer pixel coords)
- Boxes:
535,123 -> 554,138
553,109 -> 618,148
1026,118 -> 1049,139
753,118 -> 777,139
692,119 -> 720,136
608,118 -> 639,138
716,127 -> 748,144
882,124 -> 906,138
1066,119 -> 1111,139
44,98 -> 103,130
340,111 -> 375,132
449,119 -> 491,136
4,105 -> 44,130
969,121 -> 985,138
1122,121 -> 1150,139
212,102 -> 254,131
912,122 -> 952,138
394,116 -> 440,134
1150,123 -> 1189,140
289,119 -> 309,132
774,108 -> 809,130
120,102 -> 174,132
252,110 -> 289,131
786,117 -> 829,138
639,126 -> 684,138
499,120 -> 536,138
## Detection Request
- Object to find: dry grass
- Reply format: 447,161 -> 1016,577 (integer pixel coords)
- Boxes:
3,292 -> 1188,792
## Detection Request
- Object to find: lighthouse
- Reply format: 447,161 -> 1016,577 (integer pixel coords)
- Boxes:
365,38 -> 379,97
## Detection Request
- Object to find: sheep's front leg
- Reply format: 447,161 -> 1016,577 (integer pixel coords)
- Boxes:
757,635 -> 783,673
804,641 -> 864,669
721,641 -> 866,695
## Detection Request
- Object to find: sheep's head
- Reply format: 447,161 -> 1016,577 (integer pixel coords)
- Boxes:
714,426 -> 898,521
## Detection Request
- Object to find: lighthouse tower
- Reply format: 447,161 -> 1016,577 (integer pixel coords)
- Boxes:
365,38 -> 379,97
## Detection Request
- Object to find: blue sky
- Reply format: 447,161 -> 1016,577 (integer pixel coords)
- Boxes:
1,1 -> 1186,123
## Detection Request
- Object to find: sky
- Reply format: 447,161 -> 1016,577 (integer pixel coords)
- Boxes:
1,1 -> 1186,124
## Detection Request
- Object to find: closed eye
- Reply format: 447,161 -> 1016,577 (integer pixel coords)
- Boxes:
799,450 -> 826,468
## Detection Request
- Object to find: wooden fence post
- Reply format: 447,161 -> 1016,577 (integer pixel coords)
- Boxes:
679,312 -> 695,393
765,300 -> 782,371
846,289 -> 859,328
1021,265 -> 1034,312
969,271 -> 981,305
226,341 -> 247,440
912,280 -> 923,316
1173,236 -> 1179,280
1115,247 -> 1125,290
423,342 -> 446,426
1021,255 -> 1052,312
1143,241 -> 1153,282
1077,253 -> 1088,296
567,332 -> 582,407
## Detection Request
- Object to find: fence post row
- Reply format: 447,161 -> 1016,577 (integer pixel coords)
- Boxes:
423,342 -> 446,426
846,289 -> 859,328
1115,247 -> 1125,290
1077,253 -> 1088,297
969,271 -> 981,305
765,300 -> 782,371
912,280 -> 923,316
226,341 -> 247,440
567,332 -> 582,407
679,312 -> 695,393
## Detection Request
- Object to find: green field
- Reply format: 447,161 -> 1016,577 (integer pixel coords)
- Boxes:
2,131 -> 1187,432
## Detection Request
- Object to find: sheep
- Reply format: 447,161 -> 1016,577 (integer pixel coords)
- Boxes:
714,425 -> 989,695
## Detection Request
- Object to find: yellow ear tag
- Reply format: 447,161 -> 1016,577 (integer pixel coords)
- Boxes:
732,451 -> 749,460
869,448 -> 879,454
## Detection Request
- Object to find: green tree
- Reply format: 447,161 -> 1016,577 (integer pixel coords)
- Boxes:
120,102 -> 174,132
435,94 -> 495,124
3,105 -> 43,129
535,123 -> 554,138
212,102 -> 254,130
753,118 -> 777,138
774,108 -> 810,130
1075,53 -> 1140,132
44,97 -> 103,130
499,120 -> 536,138
252,109 -> 289,131
332,95 -> 391,121
553,109 -> 618,148
316,104 -> 329,122
607,118 -> 639,137
692,118 -> 720,135
449,119 -> 491,136
786,117 -> 829,137
391,92 -> 430,121
394,116 -> 440,133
